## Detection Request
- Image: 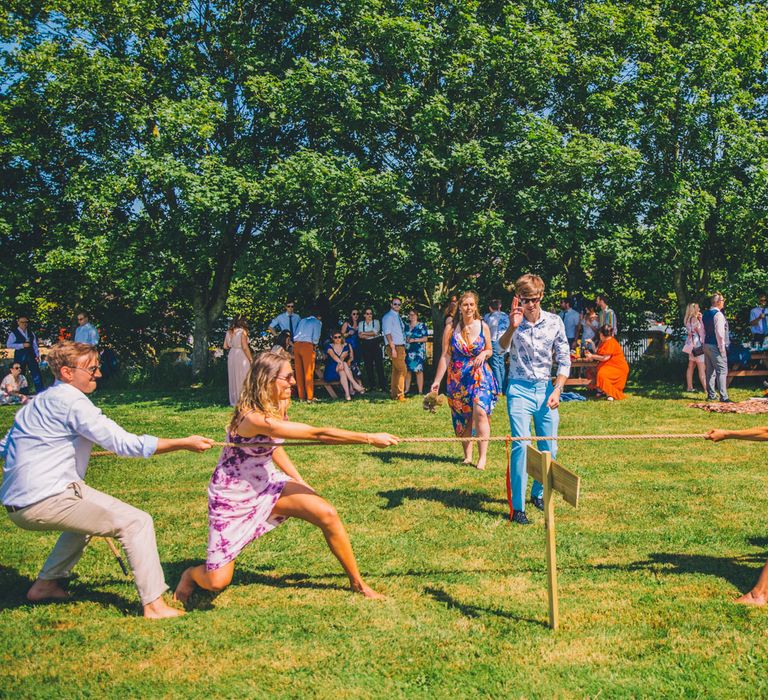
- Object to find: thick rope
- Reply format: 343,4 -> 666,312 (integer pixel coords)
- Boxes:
90,432 -> 710,457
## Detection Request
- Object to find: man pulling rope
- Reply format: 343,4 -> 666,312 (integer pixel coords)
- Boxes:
0,341 -> 214,618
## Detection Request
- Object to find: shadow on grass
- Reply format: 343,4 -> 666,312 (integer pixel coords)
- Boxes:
378,487 -> 507,518
366,451 -> 461,465
599,548 -> 768,592
424,586 -> 547,627
0,565 -> 136,613
166,561 -> 351,610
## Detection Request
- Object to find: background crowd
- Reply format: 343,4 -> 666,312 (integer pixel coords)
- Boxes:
4,290 -> 767,409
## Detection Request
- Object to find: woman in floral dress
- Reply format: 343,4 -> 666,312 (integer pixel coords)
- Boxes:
431,291 -> 497,470
405,309 -> 428,395
174,352 -> 399,604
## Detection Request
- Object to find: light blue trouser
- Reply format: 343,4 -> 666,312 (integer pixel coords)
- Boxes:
489,341 -> 507,393
507,379 -> 559,512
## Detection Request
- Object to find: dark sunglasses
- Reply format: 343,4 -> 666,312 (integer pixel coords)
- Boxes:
519,297 -> 541,305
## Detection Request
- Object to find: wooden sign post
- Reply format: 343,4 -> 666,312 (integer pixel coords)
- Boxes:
525,445 -> 581,630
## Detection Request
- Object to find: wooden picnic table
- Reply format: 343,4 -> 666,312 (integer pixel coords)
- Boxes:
727,350 -> 768,387
555,357 -> 599,387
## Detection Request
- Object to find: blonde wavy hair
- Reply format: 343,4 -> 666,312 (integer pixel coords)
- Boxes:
229,351 -> 289,432
452,291 -> 482,343
684,302 -> 700,327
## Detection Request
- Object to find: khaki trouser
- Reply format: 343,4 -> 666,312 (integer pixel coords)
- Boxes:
294,341 -> 316,401
8,481 -> 167,605
387,345 -> 407,400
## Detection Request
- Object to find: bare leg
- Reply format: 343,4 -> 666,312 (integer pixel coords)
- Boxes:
341,364 -> 365,393
696,361 -> 707,391
338,371 -> 351,400
473,404 -> 490,470
27,578 -> 69,602
461,415 -> 474,464
270,482 -> 384,599
174,561 -> 235,605
416,371 -> 424,394
686,361 -> 695,391
736,559 -> 768,606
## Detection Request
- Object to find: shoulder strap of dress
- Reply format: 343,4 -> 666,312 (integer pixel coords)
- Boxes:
235,408 -> 259,432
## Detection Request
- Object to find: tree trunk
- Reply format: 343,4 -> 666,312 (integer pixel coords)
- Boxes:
191,300 -> 210,380
672,267 -> 688,320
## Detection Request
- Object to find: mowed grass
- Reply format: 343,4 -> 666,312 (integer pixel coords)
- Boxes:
2,382 -> 768,697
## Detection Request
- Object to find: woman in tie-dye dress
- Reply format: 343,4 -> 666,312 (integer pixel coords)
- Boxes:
174,352 -> 399,604
431,291 -> 498,470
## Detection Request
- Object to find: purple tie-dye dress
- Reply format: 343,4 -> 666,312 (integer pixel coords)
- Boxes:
206,431 -> 291,571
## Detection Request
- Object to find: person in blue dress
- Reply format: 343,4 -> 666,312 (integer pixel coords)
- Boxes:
324,332 -> 366,401
340,309 -> 362,380
405,310 -> 429,395
431,291 -> 498,470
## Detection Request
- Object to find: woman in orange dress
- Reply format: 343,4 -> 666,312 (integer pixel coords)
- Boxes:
585,325 -> 629,400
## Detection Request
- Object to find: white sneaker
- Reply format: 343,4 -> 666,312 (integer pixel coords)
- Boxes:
607,396 -> 615,401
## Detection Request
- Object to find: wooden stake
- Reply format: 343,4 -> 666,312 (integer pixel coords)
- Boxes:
103,537 -> 129,576
541,451 -> 559,630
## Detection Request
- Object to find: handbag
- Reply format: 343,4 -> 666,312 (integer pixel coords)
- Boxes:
691,331 -> 705,357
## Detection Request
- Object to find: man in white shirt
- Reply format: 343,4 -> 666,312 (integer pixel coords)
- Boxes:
484,299 -> 510,394
7,315 -> 44,392
0,341 -> 213,617
559,298 -> 581,349
268,301 -> 301,342
702,293 -> 731,403
382,297 -> 407,401
73,311 -> 99,346
749,294 -> 768,347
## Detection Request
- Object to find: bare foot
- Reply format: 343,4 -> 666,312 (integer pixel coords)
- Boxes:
173,568 -> 196,605
352,582 -> 386,600
143,595 -> 185,619
475,459 -> 486,471
462,458 -> 473,465
27,578 -> 69,602
735,590 -> 767,606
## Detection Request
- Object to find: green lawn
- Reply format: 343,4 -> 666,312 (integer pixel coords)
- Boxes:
2,383 -> 768,697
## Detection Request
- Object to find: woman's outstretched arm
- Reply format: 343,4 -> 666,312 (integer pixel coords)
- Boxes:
706,427 -> 768,442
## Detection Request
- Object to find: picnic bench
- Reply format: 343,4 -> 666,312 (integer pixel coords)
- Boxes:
727,350 -> 768,387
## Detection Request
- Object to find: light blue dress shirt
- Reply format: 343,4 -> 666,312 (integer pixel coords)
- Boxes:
0,381 -> 158,508
502,310 -> 571,382
558,308 -> 580,339
292,316 -> 322,344
269,312 -> 302,336
382,310 -> 406,345
74,322 -> 100,346
483,311 -> 510,343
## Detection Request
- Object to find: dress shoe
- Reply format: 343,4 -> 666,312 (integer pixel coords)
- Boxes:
511,510 -> 530,525
719,398 -> 733,403
531,496 -> 545,511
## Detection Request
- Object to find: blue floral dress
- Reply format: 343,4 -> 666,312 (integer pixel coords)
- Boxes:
405,322 -> 428,372
446,329 -> 498,435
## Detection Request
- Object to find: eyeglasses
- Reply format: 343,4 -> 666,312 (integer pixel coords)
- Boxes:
70,365 -> 100,376
276,373 -> 295,382
332,335 -> 342,339
11,366 -> 21,370
392,302 -> 401,307
519,297 -> 541,305
351,311 -> 359,315
286,304 -> 294,309
77,317 -> 86,321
